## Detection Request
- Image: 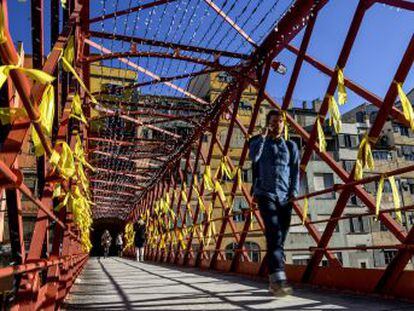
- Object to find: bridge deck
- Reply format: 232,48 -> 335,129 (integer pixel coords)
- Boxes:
63,258 -> 413,310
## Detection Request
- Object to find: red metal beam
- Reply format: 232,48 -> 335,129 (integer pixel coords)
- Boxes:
89,31 -> 249,60
84,51 -> 234,72
374,0 -> 414,10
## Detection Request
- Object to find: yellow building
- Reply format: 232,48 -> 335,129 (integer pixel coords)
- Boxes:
90,62 -> 137,94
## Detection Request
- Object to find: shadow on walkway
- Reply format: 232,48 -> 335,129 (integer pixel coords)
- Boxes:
62,257 -> 413,311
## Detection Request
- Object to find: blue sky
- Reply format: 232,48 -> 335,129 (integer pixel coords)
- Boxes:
6,0 -> 414,112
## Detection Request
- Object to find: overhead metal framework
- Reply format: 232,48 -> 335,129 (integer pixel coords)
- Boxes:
0,0 -> 413,309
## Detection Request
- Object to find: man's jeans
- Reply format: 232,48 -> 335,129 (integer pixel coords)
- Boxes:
256,195 -> 292,283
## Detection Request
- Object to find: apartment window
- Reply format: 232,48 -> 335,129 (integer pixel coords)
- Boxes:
239,100 -> 252,112
225,241 -> 260,262
372,150 -> 392,161
245,241 -> 261,263
292,255 -> 310,265
384,250 -> 398,265
402,146 -> 414,161
342,160 -> 355,173
313,173 -> 335,199
408,179 -> 414,194
350,194 -> 358,205
217,72 -> 233,83
230,128 -> 245,148
202,134 -> 209,142
400,126 -> 409,137
242,169 -> 251,183
142,129 -> 149,139
356,111 -> 365,123
346,135 -> 358,149
232,197 -> 248,222
349,216 -> 369,233
338,134 -> 358,149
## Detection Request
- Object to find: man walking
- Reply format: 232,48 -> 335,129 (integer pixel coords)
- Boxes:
249,110 -> 300,296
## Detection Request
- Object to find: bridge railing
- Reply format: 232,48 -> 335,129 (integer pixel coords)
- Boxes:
0,0 -> 90,309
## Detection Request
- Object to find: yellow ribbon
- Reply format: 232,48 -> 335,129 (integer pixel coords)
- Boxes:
337,68 -> 347,105
62,36 -> 74,72
375,175 -> 385,221
218,156 -> 233,180
282,111 -> 289,140
0,65 -> 55,89
70,93 -> 87,124
50,141 -> 76,179
74,134 -> 95,171
355,135 -> 375,180
388,176 -> 402,224
302,197 -> 308,225
32,84 -> 55,157
203,166 -> 215,191
52,183 -> 63,199
123,222 -> 135,251
214,181 -> 227,204
206,205 -> 216,248
396,82 -> 414,130
316,117 -> 327,153
0,107 -> 27,125
61,56 -> 100,107
328,95 -> 342,134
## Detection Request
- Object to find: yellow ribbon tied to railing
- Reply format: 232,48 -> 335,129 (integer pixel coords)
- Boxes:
396,82 -> 414,131
74,135 -> 95,172
192,178 -> 206,213
50,141 -> 76,180
60,56 -> 100,108
205,206 -> 216,248
123,222 -> 135,251
388,176 -> 402,224
32,84 -> 55,156
70,185 -> 93,252
316,117 -> 327,153
302,197 -> 309,225
0,65 -> 55,156
62,36 -> 74,72
0,107 -> 27,125
282,111 -> 289,140
0,65 -> 55,89
214,181 -> 227,204
181,189 -> 188,203
355,135 -> 375,180
375,175 -> 385,221
203,166 -> 215,191
70,93 -> 87,124
337,68 -> 347,105
328,95 -> 342,134
219,156 -> 233,180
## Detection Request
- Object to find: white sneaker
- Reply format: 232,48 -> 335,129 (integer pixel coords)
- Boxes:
269,281 -> 293,296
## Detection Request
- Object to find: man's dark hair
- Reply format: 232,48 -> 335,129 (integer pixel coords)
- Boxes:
266,110 -> 283,125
